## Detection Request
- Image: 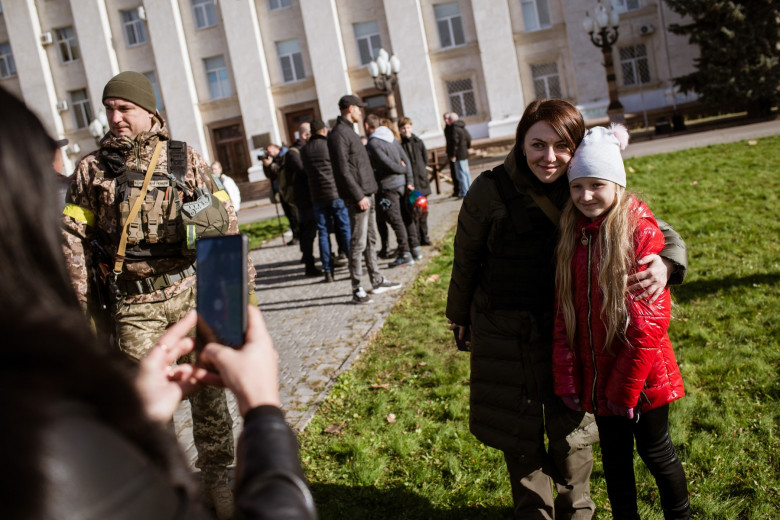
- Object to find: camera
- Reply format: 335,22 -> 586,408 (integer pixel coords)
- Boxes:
256,148 -> 268,160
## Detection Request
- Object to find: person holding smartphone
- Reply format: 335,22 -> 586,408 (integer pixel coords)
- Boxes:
1,85 -> 316,520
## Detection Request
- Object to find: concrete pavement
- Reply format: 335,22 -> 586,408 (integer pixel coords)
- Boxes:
174,116 -> 780,468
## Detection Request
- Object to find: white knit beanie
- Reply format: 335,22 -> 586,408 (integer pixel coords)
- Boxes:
567,123 -> 629,187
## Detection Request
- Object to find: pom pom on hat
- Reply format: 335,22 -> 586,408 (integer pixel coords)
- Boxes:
567,123 -> 629,187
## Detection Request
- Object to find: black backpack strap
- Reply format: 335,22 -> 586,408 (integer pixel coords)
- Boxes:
487,165 -> 532,233
167,140 -> 188,183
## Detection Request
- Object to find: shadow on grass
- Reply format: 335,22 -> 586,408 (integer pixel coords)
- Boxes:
671,272 -> 780,303
311,483 -> 513,519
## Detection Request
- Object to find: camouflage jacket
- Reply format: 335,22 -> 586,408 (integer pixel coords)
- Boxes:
62,120 -> 255,305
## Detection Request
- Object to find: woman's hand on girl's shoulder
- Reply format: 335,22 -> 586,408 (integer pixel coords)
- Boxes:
628,254 -> 669,303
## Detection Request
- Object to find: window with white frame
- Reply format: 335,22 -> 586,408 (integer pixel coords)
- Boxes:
619,43 -> 650,86
276,39 -> 305,83
69,89 -> 93,129
143,71 -> 164,112
521,0 -> 551,32
268,0 -> 291,11
55,26 -> 80,64
434,3 -> 465,49
611,0 -> 640,13
446,78 -> 477,117
0,41 -> 16,78
354,21 -> 381,66
192,0 -> 217,29
204,55 -> 232,99
121,8 -> 147,47
531,62 -> 562,99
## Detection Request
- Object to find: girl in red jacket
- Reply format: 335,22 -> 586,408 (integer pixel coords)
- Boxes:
552,124 -> 690,519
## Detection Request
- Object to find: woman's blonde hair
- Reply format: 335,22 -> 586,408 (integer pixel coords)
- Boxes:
555,185 -> 639,354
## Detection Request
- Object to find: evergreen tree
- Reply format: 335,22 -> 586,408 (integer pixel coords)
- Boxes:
664,0 -> 780,116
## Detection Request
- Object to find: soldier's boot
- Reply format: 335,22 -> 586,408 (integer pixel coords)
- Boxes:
202,468 -> 235,520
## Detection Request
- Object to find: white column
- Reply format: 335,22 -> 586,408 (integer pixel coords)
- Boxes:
3,0 -> 64,139
470,0 -> 525,138
70,0 -> 119,118
144,0 -> 209,158
219,0 -> 280,181
383,0 -> 445,148
299,0 -> 352,122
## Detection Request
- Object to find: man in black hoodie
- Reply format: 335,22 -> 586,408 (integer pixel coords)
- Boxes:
328,95 -> 400,304
444,112 -> 472,198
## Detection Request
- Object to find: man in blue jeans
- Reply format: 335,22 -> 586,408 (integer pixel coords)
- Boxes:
302,119 -> 350,283
444,112 -> 472,198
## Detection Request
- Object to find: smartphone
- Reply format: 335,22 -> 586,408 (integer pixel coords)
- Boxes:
196,234 -> 248,349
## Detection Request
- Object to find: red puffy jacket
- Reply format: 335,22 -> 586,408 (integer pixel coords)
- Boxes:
552,199 -> 685,416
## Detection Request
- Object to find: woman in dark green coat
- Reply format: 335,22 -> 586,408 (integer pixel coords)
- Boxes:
446,99 -> 687,519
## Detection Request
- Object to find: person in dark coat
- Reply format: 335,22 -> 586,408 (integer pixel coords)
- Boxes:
446,99 -> 688,520
399,117 -> 432,245
288,122 -> 320,277
302,120 -> 351,283
444,112 -> 472,198
328,94 -> 400,304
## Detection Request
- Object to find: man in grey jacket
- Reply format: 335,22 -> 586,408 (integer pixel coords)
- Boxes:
328,95 -> 400,304
364,114 -> 420,266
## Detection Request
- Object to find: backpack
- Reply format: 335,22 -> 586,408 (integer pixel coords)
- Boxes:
278,146 -> 300,206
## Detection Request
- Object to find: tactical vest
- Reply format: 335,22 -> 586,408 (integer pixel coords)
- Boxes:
479,166 -> 559,313
104,140 -> 228,260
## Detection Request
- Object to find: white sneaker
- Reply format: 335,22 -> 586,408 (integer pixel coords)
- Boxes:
352,286 -> 373,304
371,279 -> 402,294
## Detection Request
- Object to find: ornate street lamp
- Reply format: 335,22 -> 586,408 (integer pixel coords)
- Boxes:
584,1 -> 625,124
368,48 -> 401,124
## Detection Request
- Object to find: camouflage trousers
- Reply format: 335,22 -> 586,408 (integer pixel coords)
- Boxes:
114,285 -> 235,477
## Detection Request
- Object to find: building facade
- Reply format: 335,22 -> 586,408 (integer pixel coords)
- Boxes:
0,0 -> 697,181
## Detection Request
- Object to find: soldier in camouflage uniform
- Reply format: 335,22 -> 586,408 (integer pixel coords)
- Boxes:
61,71 -> 255,520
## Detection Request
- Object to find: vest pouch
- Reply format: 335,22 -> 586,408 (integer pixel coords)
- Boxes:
181,187 -> 230,250
118,187 -> 144,245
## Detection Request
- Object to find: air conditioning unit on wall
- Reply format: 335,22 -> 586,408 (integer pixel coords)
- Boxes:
56,100 -> 68,112
640,24 -> 655,35
40,32 -> 54,45
137,7 -> 147,21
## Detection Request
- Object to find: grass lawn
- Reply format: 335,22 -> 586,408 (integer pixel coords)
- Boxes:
239,216 -> 289,250
298,136 -> 780,519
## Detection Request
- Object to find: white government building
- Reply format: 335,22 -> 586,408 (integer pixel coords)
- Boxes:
0,0 -> 698,181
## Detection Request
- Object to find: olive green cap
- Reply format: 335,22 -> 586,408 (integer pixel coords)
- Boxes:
102,71 -> 157,114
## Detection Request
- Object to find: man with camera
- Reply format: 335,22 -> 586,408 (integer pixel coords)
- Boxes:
261,143 -> 300,245
61,71 -> 255,519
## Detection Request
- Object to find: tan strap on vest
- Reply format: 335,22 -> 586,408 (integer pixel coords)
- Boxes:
113,141 -> 164,275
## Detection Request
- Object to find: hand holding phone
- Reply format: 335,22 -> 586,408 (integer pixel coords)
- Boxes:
196,234 -> 248,351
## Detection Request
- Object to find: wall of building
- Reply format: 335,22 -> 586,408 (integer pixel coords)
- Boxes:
0,0 -> 698,182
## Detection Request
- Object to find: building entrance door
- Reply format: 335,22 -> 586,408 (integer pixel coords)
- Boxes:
212,121 -> 250,181
284,108 -> 315,145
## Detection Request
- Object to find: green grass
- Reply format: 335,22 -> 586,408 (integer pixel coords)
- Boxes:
239,216 -> 288,250
299,135 -> 780,519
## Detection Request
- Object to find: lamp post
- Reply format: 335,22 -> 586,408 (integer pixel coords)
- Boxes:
583,1 -> 625,124
368,48 -> 401,124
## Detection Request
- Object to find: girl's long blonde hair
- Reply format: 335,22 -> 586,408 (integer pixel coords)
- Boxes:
555,186 -> 639,354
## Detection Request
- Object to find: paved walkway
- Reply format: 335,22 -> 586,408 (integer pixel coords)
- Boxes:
174,117 -> 780,468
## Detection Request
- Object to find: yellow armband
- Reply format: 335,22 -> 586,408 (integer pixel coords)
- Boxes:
63,204 -> 96,227
213,190 -> 230,203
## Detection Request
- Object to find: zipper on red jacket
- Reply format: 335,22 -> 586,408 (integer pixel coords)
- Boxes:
582,227 -> 598,415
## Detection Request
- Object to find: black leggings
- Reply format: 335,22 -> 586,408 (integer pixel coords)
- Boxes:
595,405 -> 690,520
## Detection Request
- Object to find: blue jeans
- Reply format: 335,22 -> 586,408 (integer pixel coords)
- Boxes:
454,159 -> 471,197
312,198 -> 350,273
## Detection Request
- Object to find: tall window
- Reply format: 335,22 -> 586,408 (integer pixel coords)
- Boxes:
143,71 -> 164,112
192,0 -> 217,29
446,78 -> 477,117
0,42 -> 16,79
69,89 -> 93,129
611,0 -> 640,13
434,3 -> 465,49
531,62 -> 562,99
268,0 -> 291,11
55,26 -> 80,64
521,0 -> 551,32
204,55 -> 232,99
619,43 -> 650,86
121,8 -> 147,47
354,21 -> 381,66
276,39 -> 305,83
